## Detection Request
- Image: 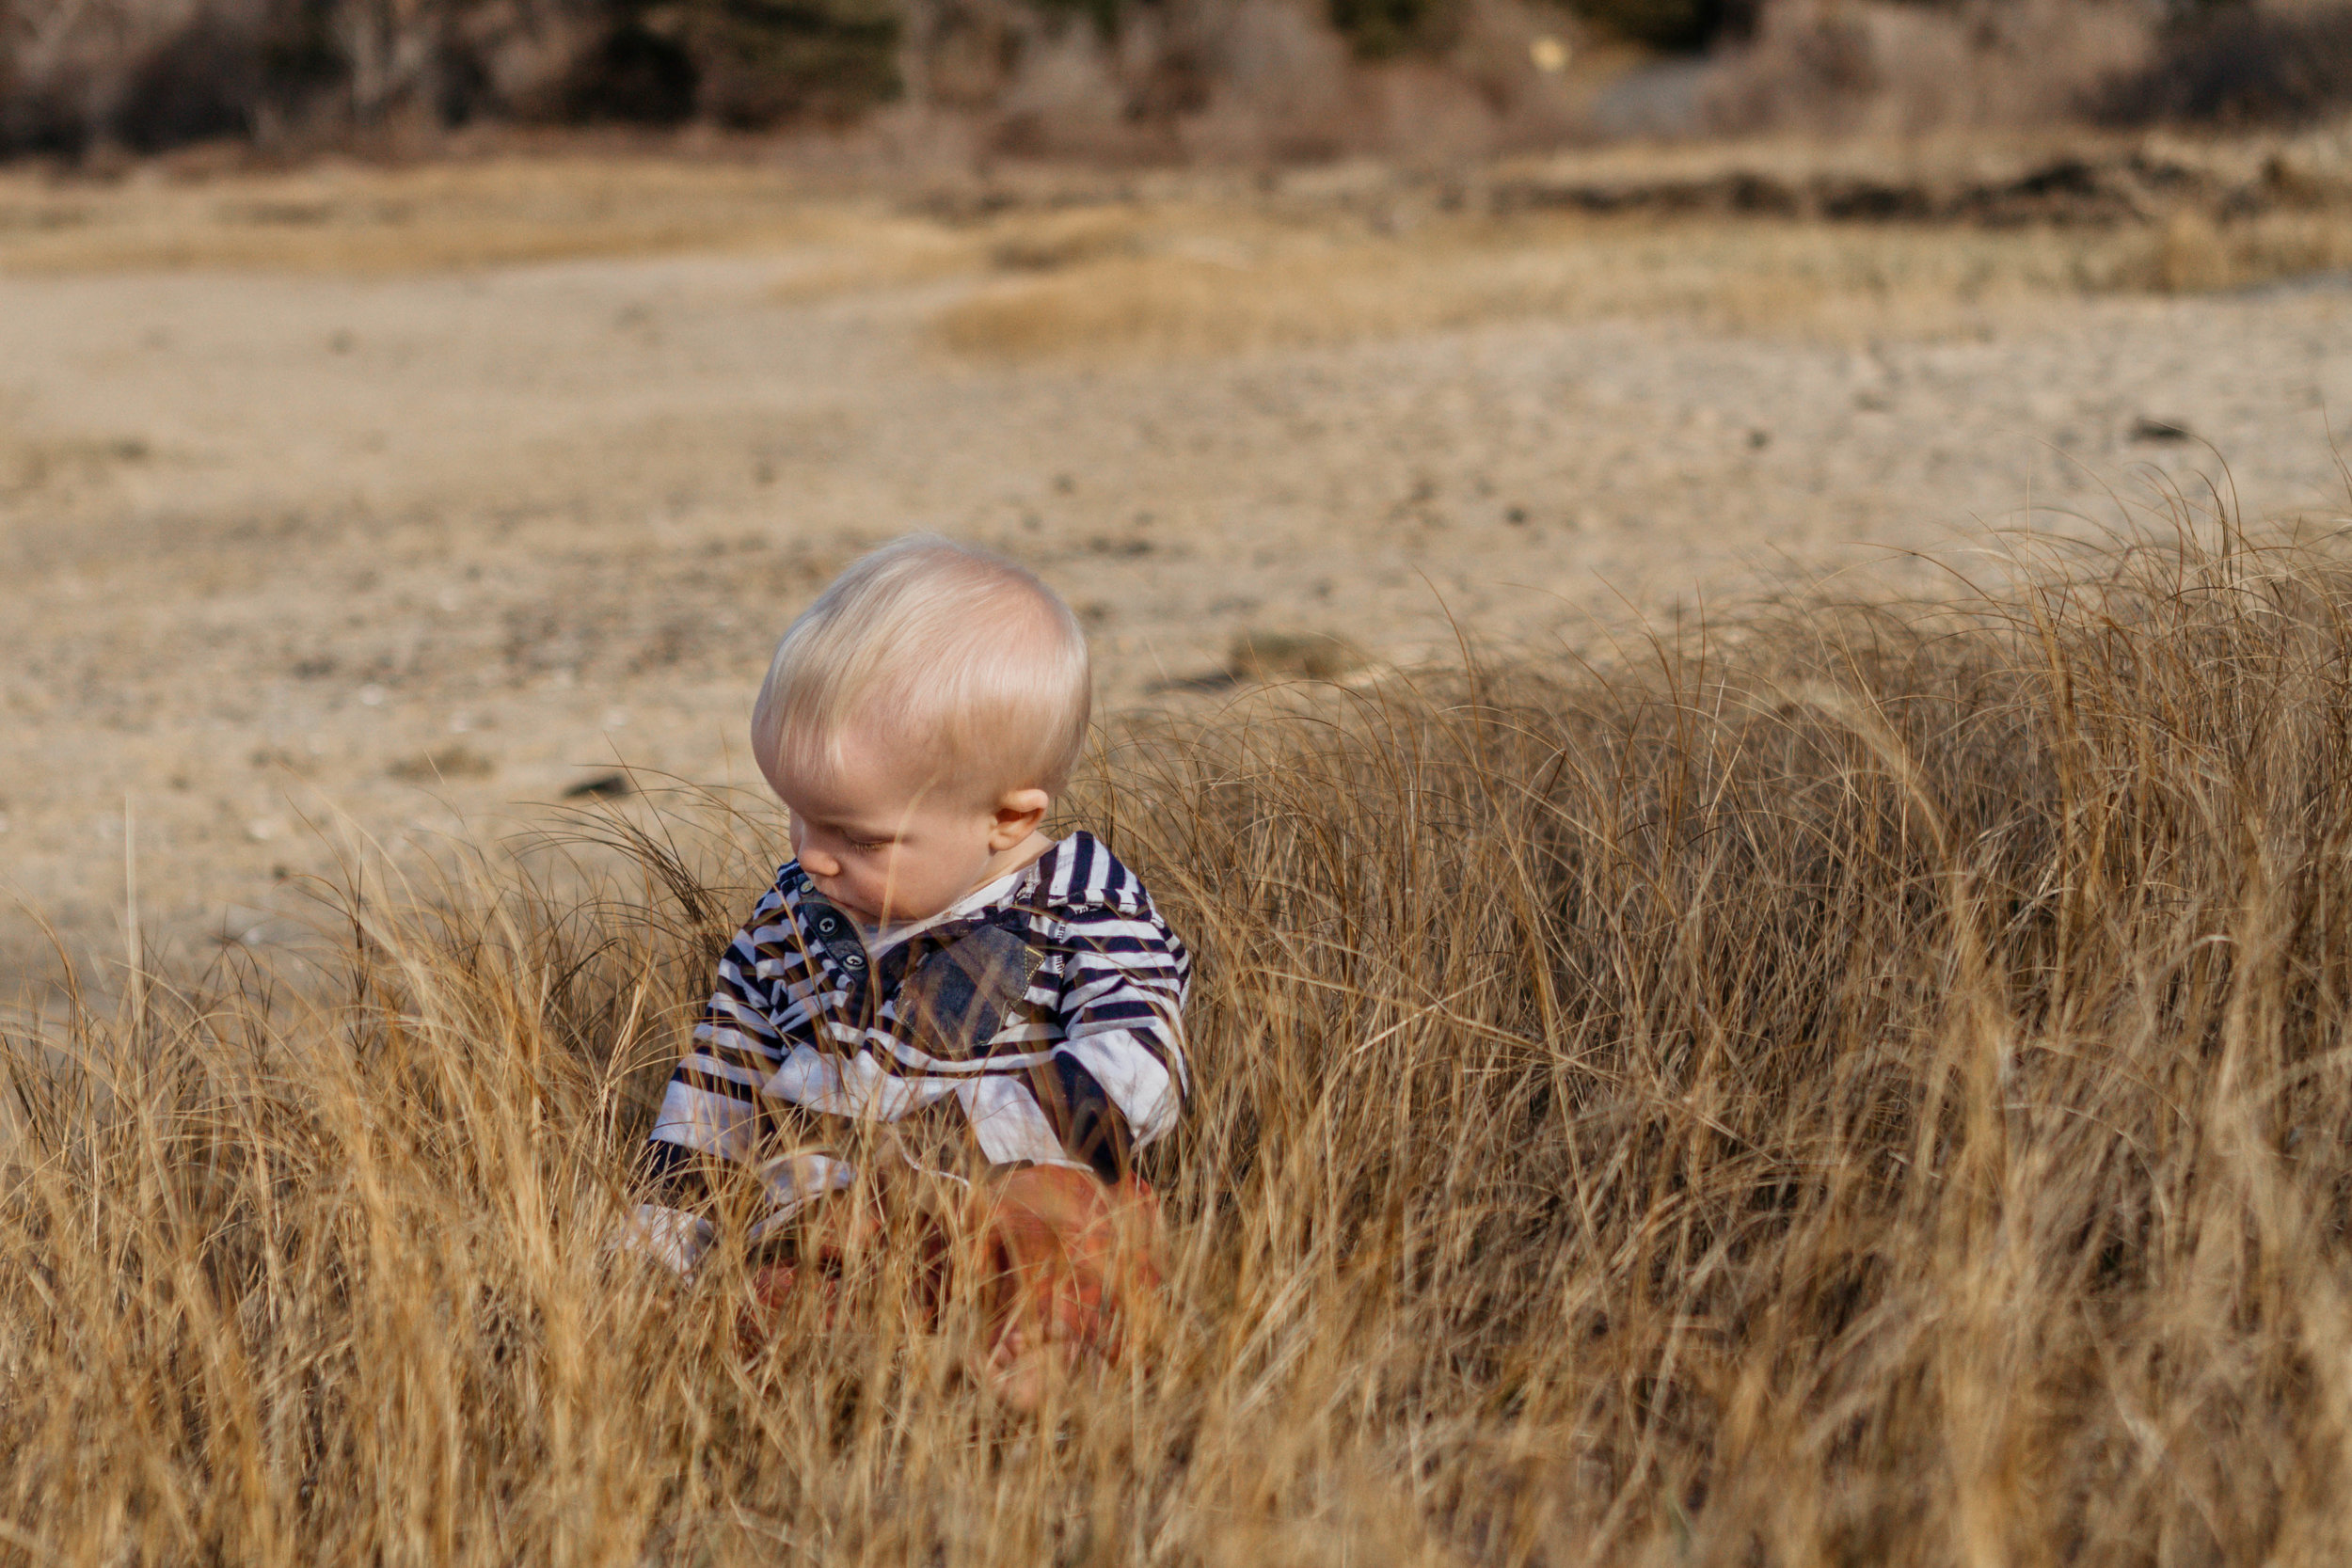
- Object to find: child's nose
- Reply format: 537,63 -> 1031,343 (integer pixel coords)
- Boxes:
802,847 -> 842,878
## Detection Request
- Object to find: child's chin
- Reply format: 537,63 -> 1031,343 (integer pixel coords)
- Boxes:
812,883 -> 880,921
846,895 -> 938,926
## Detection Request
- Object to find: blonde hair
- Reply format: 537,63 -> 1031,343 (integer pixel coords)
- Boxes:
751,537 -> 1091,805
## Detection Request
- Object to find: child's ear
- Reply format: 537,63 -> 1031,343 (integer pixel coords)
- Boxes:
990,787 -> 1051,849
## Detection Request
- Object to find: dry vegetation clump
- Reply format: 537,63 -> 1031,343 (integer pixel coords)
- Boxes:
8,142 -> 2351,345
13,516 -> 2352,1561
1701,0 -> 2155,139
0,158 -> 862,275
1702,0 -> 2352,142
928,201 -> 2352,357
2096,0 -> 2352,130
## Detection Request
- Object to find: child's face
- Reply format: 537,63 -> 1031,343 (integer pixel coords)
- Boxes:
767,725 -> 1043,926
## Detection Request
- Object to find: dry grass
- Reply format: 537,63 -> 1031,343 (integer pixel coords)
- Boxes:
2134,207 -> 2352,293
12,504 -> 2352,1561
0,158 -> 849,275
10,148 -> 2352,353
932,204 -> 2352,358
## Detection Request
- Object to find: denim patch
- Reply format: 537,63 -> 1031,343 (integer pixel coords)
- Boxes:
898,921 -> 1044,1058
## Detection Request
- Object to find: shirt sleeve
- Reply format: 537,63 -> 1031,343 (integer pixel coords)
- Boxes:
1029,897 -> 1192,1179
619,887 -> 797,1275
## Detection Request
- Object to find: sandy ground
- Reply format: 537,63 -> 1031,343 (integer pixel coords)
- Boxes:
4,163 -> 2350,994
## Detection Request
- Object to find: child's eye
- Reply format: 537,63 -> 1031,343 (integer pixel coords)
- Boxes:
844,836 -> 889,852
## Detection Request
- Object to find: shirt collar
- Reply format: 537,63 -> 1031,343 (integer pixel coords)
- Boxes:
784,832 -> 1079,970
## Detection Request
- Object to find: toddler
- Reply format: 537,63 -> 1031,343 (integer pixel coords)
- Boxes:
626,536 -> 1190,1402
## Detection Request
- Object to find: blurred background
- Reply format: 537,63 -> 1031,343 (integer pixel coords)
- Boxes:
4,0 -> 2351,993
8,0 -> 2352,160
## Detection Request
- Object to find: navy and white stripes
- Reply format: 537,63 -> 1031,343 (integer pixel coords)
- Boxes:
628,832 -> 1190,1274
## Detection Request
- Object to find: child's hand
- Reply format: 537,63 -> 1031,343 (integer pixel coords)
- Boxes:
736,1263 -> 805,1357
974,1164 -> 1164,1411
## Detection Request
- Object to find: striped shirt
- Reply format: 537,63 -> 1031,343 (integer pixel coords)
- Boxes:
628,832 -> 1191,1275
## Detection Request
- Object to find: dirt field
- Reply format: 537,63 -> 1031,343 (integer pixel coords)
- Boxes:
5,150 -> 2351,994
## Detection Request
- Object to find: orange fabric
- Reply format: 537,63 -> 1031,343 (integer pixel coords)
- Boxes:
977,1166 -> 1162,1406
736,1164 -> 1164,1408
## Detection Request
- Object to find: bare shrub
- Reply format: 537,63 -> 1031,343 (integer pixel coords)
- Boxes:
0,0 -> 278,150
981,14 -> 1132,155
1576,0 -> 1756,51
672,0 -> 901,127
959,0 -> 1586,167
0,0 -> 499,152
0,0 -> 893,153
12,516 -> 2352,1559
537,22 -> 697,122
1446,0 -> 1586,138
1705,0 -> 2152,137
899,0 -> 1028,110
2095,0 -> 2352,127
1174,0 -> 1356,160
1328,0 -> 1460,60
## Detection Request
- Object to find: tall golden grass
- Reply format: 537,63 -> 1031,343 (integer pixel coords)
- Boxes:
11,509 -> 2352,1562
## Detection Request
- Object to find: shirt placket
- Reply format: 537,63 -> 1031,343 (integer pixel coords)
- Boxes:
790,875 -> 875,1021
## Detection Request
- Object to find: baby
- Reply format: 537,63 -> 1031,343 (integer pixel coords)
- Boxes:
626,536 -> 1190,1401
